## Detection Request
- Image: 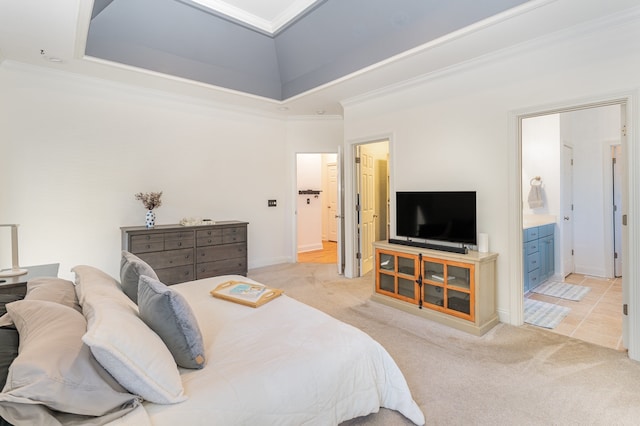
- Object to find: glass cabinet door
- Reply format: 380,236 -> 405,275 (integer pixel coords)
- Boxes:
447,265 -> 471,290
379,253 -> 395,272
375,249 -> 418,303
447,289 -> 471,315
423,261 -> 444,283
397,256 -> 415,276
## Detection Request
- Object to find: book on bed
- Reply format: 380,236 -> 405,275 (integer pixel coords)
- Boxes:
210,280 -> 283,308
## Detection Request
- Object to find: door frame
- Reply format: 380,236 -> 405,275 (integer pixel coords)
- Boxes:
507,91 -> 638,360
343,134 -> 394,278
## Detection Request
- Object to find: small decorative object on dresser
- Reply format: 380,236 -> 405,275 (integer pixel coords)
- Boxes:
121,221 -> 248,285
134,191 -> 162,228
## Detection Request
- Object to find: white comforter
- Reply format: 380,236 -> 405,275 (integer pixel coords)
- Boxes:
130,275 -> 425,425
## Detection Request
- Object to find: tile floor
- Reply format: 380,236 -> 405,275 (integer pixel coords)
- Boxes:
525,273 -> 625,351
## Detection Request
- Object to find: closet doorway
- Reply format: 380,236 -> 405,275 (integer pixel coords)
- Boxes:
296,153 -> 340,267
521,102 -> 626,351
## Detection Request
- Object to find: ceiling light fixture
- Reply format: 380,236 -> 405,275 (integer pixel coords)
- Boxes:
316,109 -> 325,115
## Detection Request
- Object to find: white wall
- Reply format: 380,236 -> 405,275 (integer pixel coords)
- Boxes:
342,11 -> 640,323
0,62 -> 343,279
522,114 -> 560,217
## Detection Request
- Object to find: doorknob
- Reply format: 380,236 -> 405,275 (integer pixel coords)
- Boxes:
564,216 -> 570,220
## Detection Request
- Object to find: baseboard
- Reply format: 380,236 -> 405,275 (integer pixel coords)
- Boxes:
298,243 -> 324,253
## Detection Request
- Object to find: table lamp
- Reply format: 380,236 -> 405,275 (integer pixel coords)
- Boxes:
0,224 -> 28,277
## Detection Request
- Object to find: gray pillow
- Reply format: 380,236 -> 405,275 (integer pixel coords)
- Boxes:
120,250 -> 158,303
0,300 -> 138,416
138,275 -> 206,369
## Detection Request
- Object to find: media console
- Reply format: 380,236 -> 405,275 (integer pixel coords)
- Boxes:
388,238 -> 469,254
373,240 -> 499,335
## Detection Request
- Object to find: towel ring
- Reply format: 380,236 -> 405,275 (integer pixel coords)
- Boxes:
530,176 -> 542,186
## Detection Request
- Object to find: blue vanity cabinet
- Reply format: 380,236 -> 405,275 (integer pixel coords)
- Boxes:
523,223 -> 555,293
538,224 -> 555,284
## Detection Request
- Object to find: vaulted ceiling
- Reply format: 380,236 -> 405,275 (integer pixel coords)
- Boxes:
86,0 -> 530,100
1,0 -> 638,116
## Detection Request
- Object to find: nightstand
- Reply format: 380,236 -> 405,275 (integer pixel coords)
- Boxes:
0,264 -> 60,296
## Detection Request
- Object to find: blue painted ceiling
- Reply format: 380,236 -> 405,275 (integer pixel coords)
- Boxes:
86,0 -> 530,101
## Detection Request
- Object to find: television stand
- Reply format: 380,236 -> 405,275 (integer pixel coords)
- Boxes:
388,238 -> 468,254
373,241 -> 499,335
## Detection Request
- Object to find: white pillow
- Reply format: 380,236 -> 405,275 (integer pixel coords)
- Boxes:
80,273 -> 186,404
72,265 -> 123,304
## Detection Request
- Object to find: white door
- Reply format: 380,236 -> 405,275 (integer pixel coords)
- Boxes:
336,146 -> 344,275
561,144 -> 574,277
328,163 -> 338,242
359,145 -> 376,275
619,103 -> 629,350
612,145 -> 623,277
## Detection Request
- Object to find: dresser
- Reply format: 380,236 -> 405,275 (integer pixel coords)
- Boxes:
121,221 -> 248,285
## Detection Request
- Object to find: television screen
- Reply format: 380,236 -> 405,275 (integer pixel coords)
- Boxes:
396,191 -> 477,245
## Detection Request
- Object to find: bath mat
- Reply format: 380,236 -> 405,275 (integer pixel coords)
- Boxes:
524,299 -> 570,329
531,281 -> 590,301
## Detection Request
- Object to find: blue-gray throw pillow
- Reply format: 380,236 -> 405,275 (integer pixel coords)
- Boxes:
138,275 -> 206,369
120,251 -> 158,303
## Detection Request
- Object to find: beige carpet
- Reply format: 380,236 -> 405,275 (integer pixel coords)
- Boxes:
248,262 -> 640,426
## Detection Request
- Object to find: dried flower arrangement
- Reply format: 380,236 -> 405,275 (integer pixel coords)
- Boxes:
135,191 -> 163,210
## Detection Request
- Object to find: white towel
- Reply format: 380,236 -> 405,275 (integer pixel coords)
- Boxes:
528,184 -> 544,209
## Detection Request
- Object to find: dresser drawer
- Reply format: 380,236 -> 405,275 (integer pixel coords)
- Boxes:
196,258 -> 247,280
130,234 -> 164,253
222,227 -> 246,244
164,231 -> 194,250
197,243 -> 246,263
138,248 -> 194,270
196,229 -> 223,246
156,265 -> 194,285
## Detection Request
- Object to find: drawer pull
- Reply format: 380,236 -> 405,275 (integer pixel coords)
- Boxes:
207,231 -> 212,236
178,242 -> 182,246
208,239 -> 212,243
145,235 -> 151,240
146,244 -> 151,249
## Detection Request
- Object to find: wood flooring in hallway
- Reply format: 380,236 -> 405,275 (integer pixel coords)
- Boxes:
297,241 -> 337,264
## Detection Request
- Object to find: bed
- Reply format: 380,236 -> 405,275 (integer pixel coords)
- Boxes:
0,255 -> 424,426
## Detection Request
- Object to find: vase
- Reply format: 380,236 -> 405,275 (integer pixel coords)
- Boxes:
145,210 -> 156,228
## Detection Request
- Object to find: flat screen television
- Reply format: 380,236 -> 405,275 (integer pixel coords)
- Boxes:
395,191 -> 477,246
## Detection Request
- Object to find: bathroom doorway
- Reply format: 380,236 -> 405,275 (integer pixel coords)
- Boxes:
521,103 -> 626,351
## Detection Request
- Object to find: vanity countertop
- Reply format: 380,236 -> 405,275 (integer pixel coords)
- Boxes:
523,214 -> 556,229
